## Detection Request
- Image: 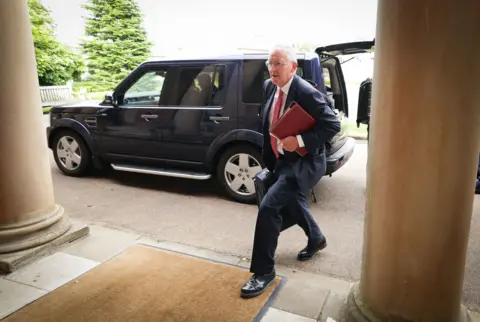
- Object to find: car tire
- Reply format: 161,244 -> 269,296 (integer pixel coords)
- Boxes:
216,144 -> 265,204
52,130 -> 91,177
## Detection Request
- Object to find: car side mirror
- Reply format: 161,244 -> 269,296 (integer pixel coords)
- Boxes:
101,93 -> 117,106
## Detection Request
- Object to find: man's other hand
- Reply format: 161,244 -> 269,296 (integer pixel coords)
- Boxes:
280,136 -> 299,152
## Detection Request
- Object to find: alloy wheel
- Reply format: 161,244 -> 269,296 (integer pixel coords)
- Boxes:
56,136 -> 82,171
224,153 -> 262,196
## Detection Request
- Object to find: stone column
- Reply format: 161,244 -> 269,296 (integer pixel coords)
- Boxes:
0,0 -> 70,254
342,0 -> 480,321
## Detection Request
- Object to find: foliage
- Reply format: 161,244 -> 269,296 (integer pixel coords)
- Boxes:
80,0 -> 153,92
341,118 -> 368,139
28,0 -> 85,86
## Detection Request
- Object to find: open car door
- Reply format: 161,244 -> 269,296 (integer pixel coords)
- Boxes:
316,40 -> 375,56
315,39 -> 375,129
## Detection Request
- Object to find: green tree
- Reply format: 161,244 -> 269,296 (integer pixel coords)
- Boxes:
28,0 -> 85,86
81,0 -> 153,92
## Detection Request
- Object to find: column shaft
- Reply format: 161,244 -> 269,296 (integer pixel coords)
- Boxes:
0,0 -> 69,253
357,0 -> 480,320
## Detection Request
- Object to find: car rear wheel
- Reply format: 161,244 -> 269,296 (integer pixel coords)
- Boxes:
216,145 -> 264,204
52,130 -> 91,177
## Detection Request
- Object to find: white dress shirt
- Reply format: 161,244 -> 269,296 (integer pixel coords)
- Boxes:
269,76 -> 305,155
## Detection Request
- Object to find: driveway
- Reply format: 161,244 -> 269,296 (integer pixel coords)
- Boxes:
43,129 -> 480,311
43,114 -> 480,310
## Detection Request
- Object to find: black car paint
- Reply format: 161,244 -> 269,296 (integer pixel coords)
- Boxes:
49,107 -> 101,155
48,53 -> 354,182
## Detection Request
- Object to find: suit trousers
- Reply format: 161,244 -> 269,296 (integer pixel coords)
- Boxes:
249,158 -> 324,275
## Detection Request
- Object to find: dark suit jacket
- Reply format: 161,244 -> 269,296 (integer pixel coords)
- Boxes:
262,75 -> 341,192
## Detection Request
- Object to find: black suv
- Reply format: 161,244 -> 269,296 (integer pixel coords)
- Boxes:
47,41 -> 374,203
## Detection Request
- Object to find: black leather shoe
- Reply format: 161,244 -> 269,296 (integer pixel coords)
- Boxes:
240,270 -> 276,298
297,237 -> 327,261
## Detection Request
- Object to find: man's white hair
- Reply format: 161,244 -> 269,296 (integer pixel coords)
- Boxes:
269,44 -> 298,63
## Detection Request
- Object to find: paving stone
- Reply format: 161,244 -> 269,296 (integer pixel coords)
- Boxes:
261,308 -> 316,322
61,225 -> 139,262
275,266 -> 352,296
272,274 -> 329,319
236,258 -> 251,268
0,278 -> 46,319
318,291 -> 348,322
137,237 -> 242,266
3,252 -> 98,291
237,260 -> 351,319
238,261 -> 352,294
0,220 -> 88,273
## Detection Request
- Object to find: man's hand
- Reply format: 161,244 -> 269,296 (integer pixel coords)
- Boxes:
280,136 -> 299,152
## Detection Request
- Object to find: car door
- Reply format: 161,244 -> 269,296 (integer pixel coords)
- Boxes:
315,39 -> 375,123
94,64 -> 172,163
152,61 -> 239,163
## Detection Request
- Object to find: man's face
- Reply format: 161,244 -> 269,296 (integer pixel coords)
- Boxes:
267,50 -> 297,87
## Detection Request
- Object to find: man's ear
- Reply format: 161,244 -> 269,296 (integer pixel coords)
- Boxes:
291,62 -> 298,73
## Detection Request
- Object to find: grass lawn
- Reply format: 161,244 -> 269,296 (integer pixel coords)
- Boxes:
341,118 -> 368,139
42,106 -> 52,114
86,92 -> 107,100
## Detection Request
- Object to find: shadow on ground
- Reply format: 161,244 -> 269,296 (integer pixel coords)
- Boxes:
102,169 -> 222,199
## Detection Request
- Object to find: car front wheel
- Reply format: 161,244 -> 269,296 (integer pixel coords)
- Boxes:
216,145 -> 264,204
52,130 -> 91,177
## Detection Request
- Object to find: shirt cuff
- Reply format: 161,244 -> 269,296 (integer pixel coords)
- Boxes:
296,134 -> 305,148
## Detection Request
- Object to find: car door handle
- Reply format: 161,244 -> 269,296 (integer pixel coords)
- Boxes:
209,116 -> 230,121
141,114 -> 158,121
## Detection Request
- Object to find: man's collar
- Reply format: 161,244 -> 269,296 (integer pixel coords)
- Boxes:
278,75 -> 295,95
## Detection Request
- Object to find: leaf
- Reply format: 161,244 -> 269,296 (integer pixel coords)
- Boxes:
80,0 -> 152,91
28,0 -> 86,86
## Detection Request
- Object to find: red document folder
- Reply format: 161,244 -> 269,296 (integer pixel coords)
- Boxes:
270,101 -> 316,156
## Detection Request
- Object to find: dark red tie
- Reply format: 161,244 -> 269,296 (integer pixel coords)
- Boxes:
270,89 -> 284,158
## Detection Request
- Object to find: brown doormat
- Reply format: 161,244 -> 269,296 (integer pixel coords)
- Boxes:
3,244 -> 284,322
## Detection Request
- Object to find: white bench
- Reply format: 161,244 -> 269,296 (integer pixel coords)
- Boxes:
40,85 -> 81,107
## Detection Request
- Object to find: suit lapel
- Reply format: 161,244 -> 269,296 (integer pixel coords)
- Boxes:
284,75 -> 298,112
263,87 -> 275,130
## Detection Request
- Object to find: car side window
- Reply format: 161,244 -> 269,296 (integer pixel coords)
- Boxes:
323,68 -> 331,88
242,59 -> 304,105
172,64 -> 226,107
242,60 -> 268,104
296,59 -> 304,78
122,70 -> 166,107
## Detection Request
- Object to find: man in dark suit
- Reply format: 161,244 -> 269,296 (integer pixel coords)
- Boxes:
240,45 -> 341,298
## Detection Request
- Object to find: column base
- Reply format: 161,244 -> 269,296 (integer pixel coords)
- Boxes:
0,205 -> 89,273
338,283 -> 473,322
0,205 -> 71,253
